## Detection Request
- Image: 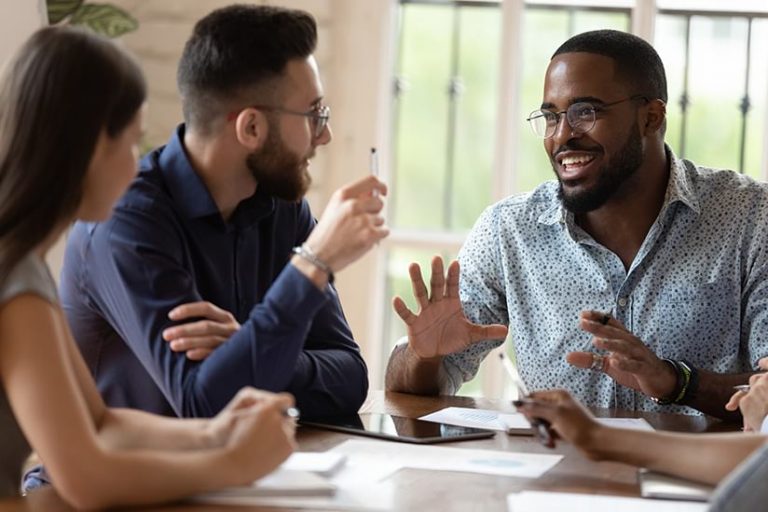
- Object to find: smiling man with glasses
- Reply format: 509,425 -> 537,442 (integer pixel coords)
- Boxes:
56,5 -> 388,425
386,29 -> 768,422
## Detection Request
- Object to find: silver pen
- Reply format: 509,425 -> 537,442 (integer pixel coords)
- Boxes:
370,147 -> 379,197
733,384 -> 751,393
499,353 -> 553,447
283,406 -> 301,420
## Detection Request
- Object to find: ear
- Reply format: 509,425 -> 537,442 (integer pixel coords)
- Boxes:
233,108 -> 269,151
642,99 -> 666,136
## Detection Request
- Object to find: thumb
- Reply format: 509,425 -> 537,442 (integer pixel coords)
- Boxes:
468,323 -> 508,343
566,351 -> 595,369
725,390 -> 745,411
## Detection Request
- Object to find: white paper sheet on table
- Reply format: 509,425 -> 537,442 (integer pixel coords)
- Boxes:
194,484 -> 393,511
507,491 -> 709,512
419,407 -> 655,433
329,439 -> 563,479
191,451 -> 393,510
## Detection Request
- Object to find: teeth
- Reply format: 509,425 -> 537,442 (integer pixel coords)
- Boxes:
561,155 -> 594,166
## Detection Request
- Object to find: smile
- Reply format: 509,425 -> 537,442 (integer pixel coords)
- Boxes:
554,151 -> 600,182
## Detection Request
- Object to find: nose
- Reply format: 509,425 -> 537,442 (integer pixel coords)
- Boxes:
315,122 -> 332,146
550,112 -> 578,146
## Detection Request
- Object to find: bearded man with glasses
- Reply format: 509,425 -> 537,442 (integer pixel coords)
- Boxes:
386,29 -> 768,423
56,5 -> 387,424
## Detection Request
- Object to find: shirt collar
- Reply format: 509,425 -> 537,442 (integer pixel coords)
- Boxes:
158,124 -> 275,227
537,144 -> 699,227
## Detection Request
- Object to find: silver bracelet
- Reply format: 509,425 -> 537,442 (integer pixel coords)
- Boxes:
292,244 -> 334,283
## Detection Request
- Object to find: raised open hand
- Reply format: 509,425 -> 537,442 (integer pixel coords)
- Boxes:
392,256 -> 508,360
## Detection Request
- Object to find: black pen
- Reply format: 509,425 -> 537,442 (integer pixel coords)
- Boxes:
498,353 -> 554,447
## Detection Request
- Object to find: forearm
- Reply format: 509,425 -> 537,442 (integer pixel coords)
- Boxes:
288,349 -> 368,417
385,344 -> 451,395
97,408 -> 212,451
51,444 -> 251,510
686,370 -> 755,421
589,427 -> 765,485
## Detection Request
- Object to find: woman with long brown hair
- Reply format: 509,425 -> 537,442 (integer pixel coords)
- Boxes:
0,26 -> 295,509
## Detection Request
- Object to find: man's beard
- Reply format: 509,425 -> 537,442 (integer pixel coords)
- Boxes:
555,123 -> 643,214
246,125 -> 312,202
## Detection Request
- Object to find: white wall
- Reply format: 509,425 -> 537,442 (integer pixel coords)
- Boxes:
0,2 -> 68,277
0,0 -> 46,66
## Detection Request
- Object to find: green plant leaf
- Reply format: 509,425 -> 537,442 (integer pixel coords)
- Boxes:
69,3 -> 138,38
47,0 -> 84,24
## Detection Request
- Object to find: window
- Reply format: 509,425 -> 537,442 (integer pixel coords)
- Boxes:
378,0 -> 768,397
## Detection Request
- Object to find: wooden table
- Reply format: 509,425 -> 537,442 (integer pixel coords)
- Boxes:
0,391 -> 733,511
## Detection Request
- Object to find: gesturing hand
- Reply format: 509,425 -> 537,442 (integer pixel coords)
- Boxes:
304,175 -> 389,273
392,256 -> 508,360
162,301 -> 241,361
566,310 -> 677,400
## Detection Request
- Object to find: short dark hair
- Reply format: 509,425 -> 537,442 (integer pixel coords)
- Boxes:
0,26 -> 145,281
177,4 -> 318,131
552,29 -> 668,103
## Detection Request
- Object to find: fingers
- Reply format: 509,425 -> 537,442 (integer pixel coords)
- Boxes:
592,336 -> 646,360
168,301 -> 231,322
337,175 -> 387,200
725,390 -> 746,411
581,310 -> 624,328
163,319 -> 238,341
169,335 -> 228,352
352,195 -> 385,214
446,260 -> 460,299
759,357 -> 768,371
392,296 -> 417,326
566,351 -> 598,369
468,322 -> 508,343
226,387 -> 277,412
408,263 -> 429,310
430,256 -> 445,303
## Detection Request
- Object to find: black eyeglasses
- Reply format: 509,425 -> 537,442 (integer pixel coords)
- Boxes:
227,104 -> 330,139
526,95 -> 649,139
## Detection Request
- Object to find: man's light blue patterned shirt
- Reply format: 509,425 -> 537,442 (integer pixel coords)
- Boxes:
447,151 -> 768,413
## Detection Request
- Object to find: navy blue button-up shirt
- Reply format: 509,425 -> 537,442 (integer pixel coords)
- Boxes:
60,125 -> 368,418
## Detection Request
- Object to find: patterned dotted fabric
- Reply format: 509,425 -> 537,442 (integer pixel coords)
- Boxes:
445,149 -> 768,414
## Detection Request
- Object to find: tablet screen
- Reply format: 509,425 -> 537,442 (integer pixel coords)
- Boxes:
299,413 -> 496,444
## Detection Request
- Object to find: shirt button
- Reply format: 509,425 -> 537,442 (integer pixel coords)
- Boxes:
617,297 -> 628,307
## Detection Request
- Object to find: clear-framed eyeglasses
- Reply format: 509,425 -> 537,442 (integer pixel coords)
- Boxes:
228,104 -> 331,139
526,95 -> 648,139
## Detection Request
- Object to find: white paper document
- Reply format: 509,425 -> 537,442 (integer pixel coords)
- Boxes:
419,406 -> 524,432
282,451 -> 347,476
507,491 -> 709,512
329,439 -> 563,479
191,450 -> 392,510
639,469 -> 713,501
420,407 -> 655,433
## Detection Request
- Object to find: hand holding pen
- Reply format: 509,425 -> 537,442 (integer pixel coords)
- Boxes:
513,389 -> 608,459
499,353 -> 555,447
725,357 -> 768,431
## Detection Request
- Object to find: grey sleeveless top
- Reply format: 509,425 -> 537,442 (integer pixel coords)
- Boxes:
0,254 -> 58,497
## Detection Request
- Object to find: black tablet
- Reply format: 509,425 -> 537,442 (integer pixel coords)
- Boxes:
299,413 -> 496,444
